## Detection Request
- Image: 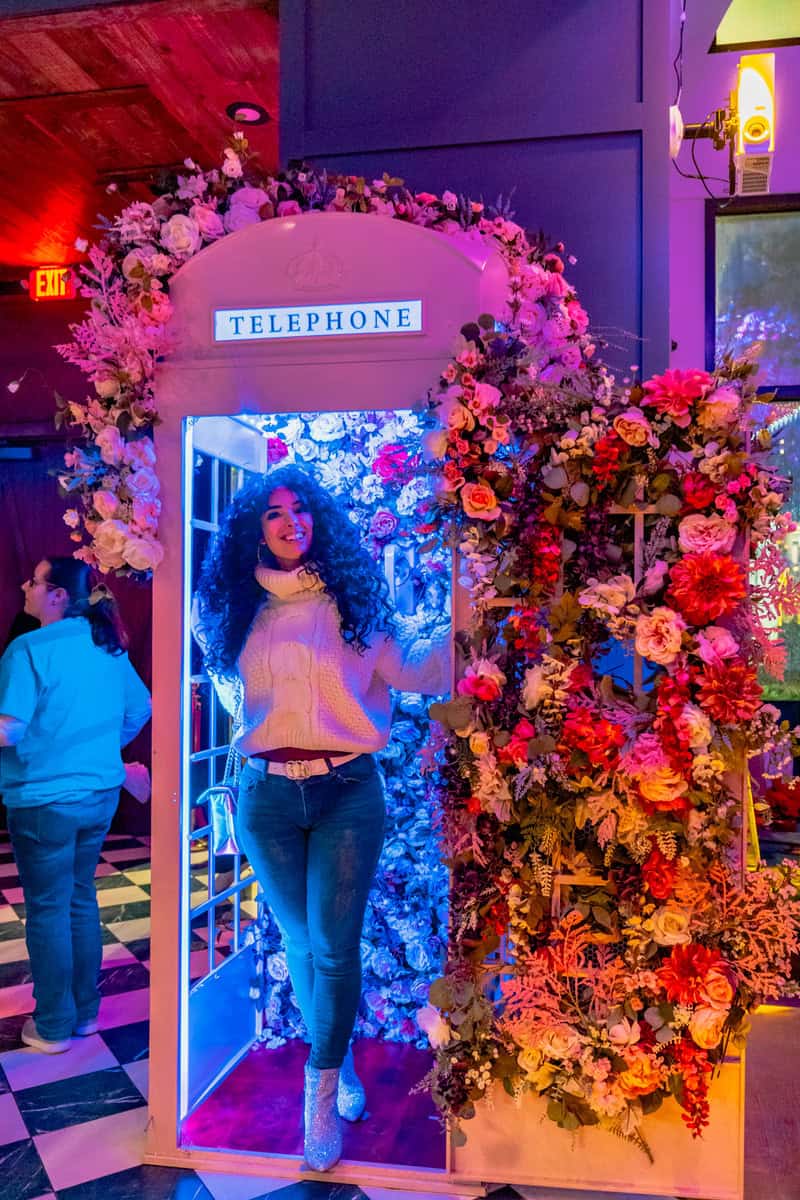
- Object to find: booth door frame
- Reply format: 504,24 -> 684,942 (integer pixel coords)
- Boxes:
146,392 -> 471,1191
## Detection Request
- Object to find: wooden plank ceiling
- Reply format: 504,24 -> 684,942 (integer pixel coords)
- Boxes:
0,0 -> 279,280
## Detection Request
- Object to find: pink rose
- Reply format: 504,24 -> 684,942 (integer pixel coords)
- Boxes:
132,497 -> 161,531
160,214 -> 201,260
96,426 -> 125,466
613,408 -> 654,447
266,437 -> 289,466
470,381 -> 502,418
369,510 -> 398,540
678,513 -> 737,555
457,658 -> 506,702
460,481 -> 501,521
93,490 -> 119,520
634,606 -> 686,665
696,626 -> 739,665
189,203 -> 225,241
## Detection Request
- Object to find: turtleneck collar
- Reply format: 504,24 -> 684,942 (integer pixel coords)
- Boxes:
254,563 -> 326,600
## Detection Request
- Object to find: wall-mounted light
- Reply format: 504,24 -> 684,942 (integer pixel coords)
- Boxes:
732,52 -> 775,194
225,101 -> 271,126
735,53 -> 775,152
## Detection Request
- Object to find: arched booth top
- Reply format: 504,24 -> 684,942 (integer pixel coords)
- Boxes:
156,211 -> 509,416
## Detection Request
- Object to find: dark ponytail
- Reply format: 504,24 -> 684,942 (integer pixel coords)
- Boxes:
45,557 -> 129,656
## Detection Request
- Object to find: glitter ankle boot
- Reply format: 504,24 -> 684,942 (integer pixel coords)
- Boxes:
337,1045 -> 366,1121
303,1064 -> 342,1172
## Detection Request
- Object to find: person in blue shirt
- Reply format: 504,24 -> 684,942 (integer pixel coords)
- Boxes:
0,556 -> 151,1054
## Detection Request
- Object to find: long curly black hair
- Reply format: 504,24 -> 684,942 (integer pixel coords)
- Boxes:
195,464 -> 395,676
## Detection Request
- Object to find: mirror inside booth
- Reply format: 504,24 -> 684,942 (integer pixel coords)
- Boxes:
178,408 -> 450,1169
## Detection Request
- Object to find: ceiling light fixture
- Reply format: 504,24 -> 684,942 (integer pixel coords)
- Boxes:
225,101 -> 271,126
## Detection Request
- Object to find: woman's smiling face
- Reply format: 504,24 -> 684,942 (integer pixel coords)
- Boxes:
260,487 -> 314,569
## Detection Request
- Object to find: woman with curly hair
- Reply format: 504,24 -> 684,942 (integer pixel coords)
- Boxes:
195,464 -> 449,1172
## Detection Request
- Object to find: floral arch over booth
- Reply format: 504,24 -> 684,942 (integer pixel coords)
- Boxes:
56,134 -> 800,1155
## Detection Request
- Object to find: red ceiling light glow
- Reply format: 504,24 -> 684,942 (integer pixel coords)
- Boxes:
29,266 -> 76,301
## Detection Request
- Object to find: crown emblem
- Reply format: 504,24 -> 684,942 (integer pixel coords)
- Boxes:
286,241 -> 344,291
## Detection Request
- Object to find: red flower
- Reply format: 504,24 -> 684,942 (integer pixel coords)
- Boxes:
681,471 -> 719,511
641,847 -> 677,900
266,437 -> 289,465
497,717 -> 536,766
642,368 -> 713,428
666,553 -> 746,626
669,1037 -> 713,1137
695,659 -> 762,724
657,943 -> 727,1006
559,705 -> 626,772
764,777 -> 800,822
592,433 -> 625,488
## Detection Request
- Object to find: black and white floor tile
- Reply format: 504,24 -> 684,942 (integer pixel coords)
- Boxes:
0,832 -> 503,1200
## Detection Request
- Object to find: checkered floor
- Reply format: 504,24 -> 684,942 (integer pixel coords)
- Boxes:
1,831 -> 497,1200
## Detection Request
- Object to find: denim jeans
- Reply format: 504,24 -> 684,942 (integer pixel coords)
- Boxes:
236,754 -> 385,1070
7,789 -> 120,1040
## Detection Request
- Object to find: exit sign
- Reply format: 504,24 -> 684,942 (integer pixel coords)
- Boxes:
29,266 -> 76,301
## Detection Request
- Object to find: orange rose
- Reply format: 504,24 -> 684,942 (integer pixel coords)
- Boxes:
618,1048 -> 663,1098
613,407 -> 653,447
700,967 -> 736,1010
461,481 -> 501,521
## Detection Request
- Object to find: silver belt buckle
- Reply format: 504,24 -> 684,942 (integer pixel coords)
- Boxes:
286,760 -> 313,781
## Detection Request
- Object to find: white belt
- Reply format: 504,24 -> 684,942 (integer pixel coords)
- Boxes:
247,753 -> 360,781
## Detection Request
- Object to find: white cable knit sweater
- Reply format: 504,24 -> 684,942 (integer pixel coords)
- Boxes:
235,565 -> 450,755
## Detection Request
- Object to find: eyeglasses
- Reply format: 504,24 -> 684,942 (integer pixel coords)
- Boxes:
24,576 -> 58,591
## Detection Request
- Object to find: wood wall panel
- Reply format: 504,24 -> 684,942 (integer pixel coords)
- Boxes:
281,0 -> 670,377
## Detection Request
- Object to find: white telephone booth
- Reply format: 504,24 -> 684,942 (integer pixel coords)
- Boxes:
145,212 -> 744,1200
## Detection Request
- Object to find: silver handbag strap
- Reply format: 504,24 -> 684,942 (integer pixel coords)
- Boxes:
223,680 -> 244,785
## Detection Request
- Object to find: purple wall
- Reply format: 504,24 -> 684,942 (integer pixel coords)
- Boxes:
281,0 -> 672,378
669,0 -> 800,369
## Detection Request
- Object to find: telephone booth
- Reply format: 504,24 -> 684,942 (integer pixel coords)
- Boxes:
145,211 -> 744,1199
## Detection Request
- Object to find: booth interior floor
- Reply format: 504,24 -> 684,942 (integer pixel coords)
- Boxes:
181,1038 -> 444,1167
0,830 -> 799,1200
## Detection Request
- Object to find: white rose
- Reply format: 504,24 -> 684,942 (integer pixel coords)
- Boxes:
160,214 -> 201,260
651,906 -> 692,946
122,534 -> 164,573
416,1004 -> 452,1049
126,467 -> 160,501
96,426 -> 125,466
292,438 -> 319,461
228,186 -> 269,213
123,438 -> 156,470
309,412 -> 346,442
93,489 -> 119,519
522,665 -> 546,709
93,520 -> 128,571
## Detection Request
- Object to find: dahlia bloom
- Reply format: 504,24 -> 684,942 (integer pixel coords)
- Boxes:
666,553 -> 746,626
641,368 -> 714,428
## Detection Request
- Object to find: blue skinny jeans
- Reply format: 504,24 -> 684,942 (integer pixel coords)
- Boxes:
236,754 -> 385,1070
7,789 -> 120,1040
